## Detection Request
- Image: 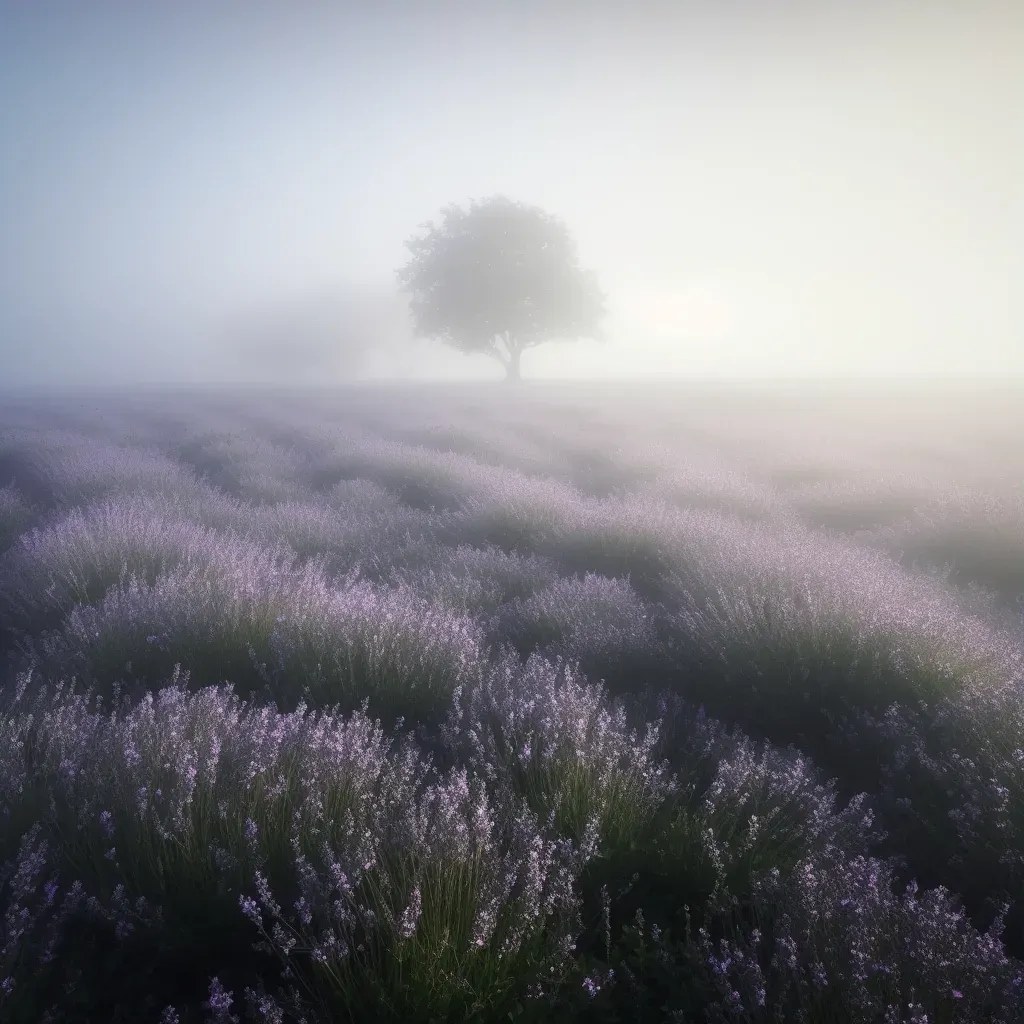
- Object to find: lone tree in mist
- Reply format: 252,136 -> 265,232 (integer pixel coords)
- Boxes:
396,196 -> 606,381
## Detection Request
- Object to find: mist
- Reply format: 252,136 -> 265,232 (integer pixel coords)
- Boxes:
1,0 -> 1021,389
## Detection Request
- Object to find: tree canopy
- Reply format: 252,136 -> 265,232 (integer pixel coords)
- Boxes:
396,196 -> 606,380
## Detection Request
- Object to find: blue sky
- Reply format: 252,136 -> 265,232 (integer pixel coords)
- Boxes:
1,1 -> 1021,386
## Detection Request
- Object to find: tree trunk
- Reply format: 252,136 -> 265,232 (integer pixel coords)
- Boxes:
505,346 -> 522,382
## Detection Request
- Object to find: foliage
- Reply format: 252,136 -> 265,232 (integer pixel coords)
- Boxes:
1,386 -> 1023,1021
396,196 -> 605,380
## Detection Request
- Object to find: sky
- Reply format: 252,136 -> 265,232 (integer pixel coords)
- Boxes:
0,0 -> 1021,387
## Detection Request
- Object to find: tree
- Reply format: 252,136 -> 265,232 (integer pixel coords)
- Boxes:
396,196 -> 606,381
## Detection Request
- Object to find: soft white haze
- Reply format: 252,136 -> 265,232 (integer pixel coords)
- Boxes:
1,0 -> 1021,387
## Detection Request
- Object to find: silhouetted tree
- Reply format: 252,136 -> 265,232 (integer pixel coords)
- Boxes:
396,196 -> 606,381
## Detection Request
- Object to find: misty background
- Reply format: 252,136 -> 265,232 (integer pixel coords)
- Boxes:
1,0 -> 1021,389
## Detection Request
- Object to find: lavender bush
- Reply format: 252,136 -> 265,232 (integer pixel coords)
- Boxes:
842,676 -> 1024,957
443,654 -> 674,849
0,670 -> 595,1021
879,486 -> 1024,609
488,574 -> 658,677
389,541 -> 561,617
246,488 -> 451,583
652,512 -> 1022,789
173,432 -> 314,506
9,431 -> 207,509
0,484 -> 35,557
20,555 -> 486,725
694,846 -> 1024,1023
0,497 -> 258,635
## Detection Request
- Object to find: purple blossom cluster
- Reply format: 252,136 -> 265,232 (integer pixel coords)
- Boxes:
842,481 -> 1024,605
0,483 -> 35,556
3,428 -> 206,508
662,506 -> 1019,690
635,447 -> 792,525
247,490 -> 453,582
389,540 -> 561,617
444,653 -> 674,846
18,548 -> 487,725
177,431 -> 315,506
0,495 -> 256,633
697,736 -> 881,900
489,572 -> 659,673
0,665 -> 596,1018
848,675 -> 1024,953
689,846 -> 1024,1022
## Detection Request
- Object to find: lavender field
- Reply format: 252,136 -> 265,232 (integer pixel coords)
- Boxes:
1,381 -> 1023,1023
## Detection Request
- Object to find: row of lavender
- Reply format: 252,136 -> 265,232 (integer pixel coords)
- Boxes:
1,659 -> 1020,1022
0,390 -> 1022,1021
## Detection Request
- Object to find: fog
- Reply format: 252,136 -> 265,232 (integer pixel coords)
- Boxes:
1,0 -> 1021,389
